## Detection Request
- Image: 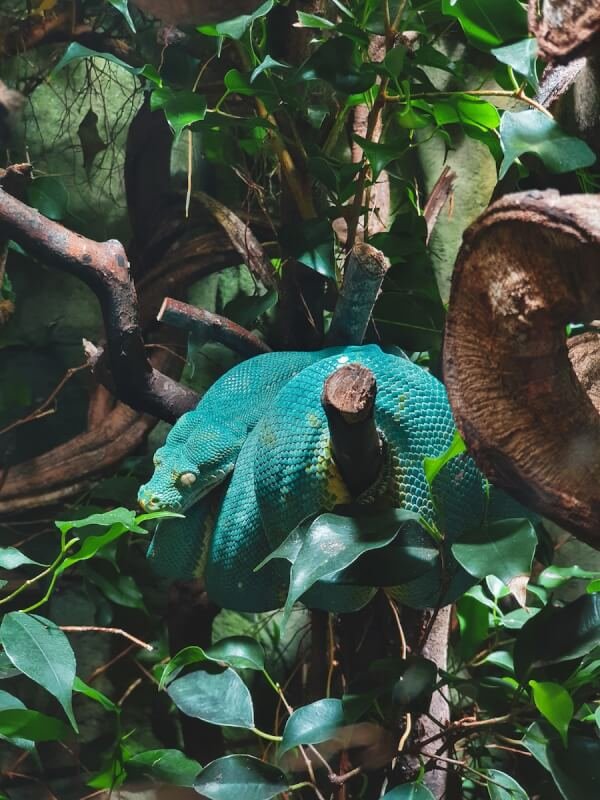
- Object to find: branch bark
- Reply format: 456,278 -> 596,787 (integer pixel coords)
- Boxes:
0,178 -> 198,423
444,189 -> 600,550
326,244 -> 389,347
321,363 -> 384,497
158,297 -> 271,357
529,0 -> 600,62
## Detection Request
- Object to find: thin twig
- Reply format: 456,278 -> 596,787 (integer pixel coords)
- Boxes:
60,626 -> 153,651
386,594 -> 407,659
385,88 -> 554,118
86,643 -> 136,684
118,676 -> 143,706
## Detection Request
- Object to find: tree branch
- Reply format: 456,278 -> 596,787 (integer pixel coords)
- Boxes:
158,297 -> 272,357
0,175 -> 197,423
326,244 -> 389,347
321,364 -> 384,496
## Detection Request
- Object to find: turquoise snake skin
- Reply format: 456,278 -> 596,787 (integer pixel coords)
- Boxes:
138,346 -> 525,612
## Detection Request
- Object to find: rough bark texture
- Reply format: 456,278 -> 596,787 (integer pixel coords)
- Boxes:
529,0 -> 600,61
322,364 -> 384,496
326,244 -> 390,347
444,190 -> 600,550
158,297 -> 271,357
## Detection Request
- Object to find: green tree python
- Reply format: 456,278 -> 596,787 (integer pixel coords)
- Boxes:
138,346 -> 528,612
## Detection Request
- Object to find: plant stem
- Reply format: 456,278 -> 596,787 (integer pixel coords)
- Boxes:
0,538 -> 78,608
385,88 -> 553,118
251,726 -> 283,742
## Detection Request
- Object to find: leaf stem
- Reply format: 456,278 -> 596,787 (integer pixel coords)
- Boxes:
384,88 -> 553,118
251,726 -> 283,742
0,538 -> 79,608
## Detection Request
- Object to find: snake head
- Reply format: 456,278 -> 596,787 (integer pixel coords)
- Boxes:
138,422 -> 246,513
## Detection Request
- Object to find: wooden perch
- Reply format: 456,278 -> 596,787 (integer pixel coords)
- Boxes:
322,363 -> 384,496
326,244 -> 390,347
444,190 -> 600,551
158,297 -> 272,358
529,0 -> 600,61
0,171 -> 197,423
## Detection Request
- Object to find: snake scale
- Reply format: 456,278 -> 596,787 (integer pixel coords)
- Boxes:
138,345 -> 527,612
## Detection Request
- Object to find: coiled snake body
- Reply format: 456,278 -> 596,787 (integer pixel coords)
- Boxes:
138,346 -> 524,612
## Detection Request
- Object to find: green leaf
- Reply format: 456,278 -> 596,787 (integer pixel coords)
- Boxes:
455,95 -> 500,131
258,509 -> 423,618
0,708 -> 71,742
52,43 -> 160,84
523,722 -> 600,800
207,636 -> 265,671
279,219 -> 335,279
296,11 -> 335,29
55,507 -> 142,534
160,637 -> 265,690
492,38 -> 538,90
530,681 -> 573,747
499,110 -> 596,179
587,579 -> 600,593
107,0 -> 135,32
251,56 -> 290,82
0,613 -> 77,730
452,518 -> 537,585
167,667 -> 254,729
514,594 -> 600,679
197,0 -> 274,40
391,656 -> 437,713
423,429 -> 466,487
353,134 -> 405,179
537,565 -> 600,590
27,177 -> 68,221
0,547 -> 43,569
73,677 -> 118,712
487,769 -> 529,800
126,749 -> 201,787
442,0 -> 527,49
279,698 -> 345,757
150,87 -> 207,138
382,785 -> 435,799
195,755 -> 288,800
0,690 -> 34,750
84,565 -> 146,610
456,594 -> 489,659
299,37 -> 376,95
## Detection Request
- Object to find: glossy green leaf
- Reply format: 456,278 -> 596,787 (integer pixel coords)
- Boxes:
0,708 -> 71,742
423,429 -> 466,486
391,656 -> 437,713
150,87 -> 207,138
259,509 -> 423,618
279,219 -> 335,279
455,95 -> 500,130
492,38 -> 538,89
126,749 -> 201,787
499,110 -> 596,179
442,0 -> 527,49
159,646 -> 207,690
84,566 -> 145,610
52,43 -> 160,84
353,134 -> 405,179
107,0 -> 135,32
514,594 -> 600,678
523,722 -> 600,800
452,518 -> 537,585
57,524 -> 134,575
197,1 -> 274,40
279,698 -> 345,757
530,681 -> 573,747
207,636 -> 265,671
0,547 -> 43,569
0,613 -> 77,730
251,55 -> 290,82
382,785 -> 435,800
587,579 -> 600,593
296,11 -> 335,29
55,507 -> 142,534
27,177 -> 68,221
194,755 -> 288,800
537,565 -> 600,590
487,769 -> 528,800
0,690 -> 34,750
73,677 -> 117,712
167,667 -> 254,729
456,594 -> 489,658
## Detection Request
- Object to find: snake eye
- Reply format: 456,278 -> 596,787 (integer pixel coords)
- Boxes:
179,472 -> 197,488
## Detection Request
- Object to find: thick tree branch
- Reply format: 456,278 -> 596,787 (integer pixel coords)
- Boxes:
444,190 -> 600,550
529,0 -> 600,62
158,297 -> 271,357
0,179 -> 197,423
326,244 -> 389,346
321,364 -> 384,497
